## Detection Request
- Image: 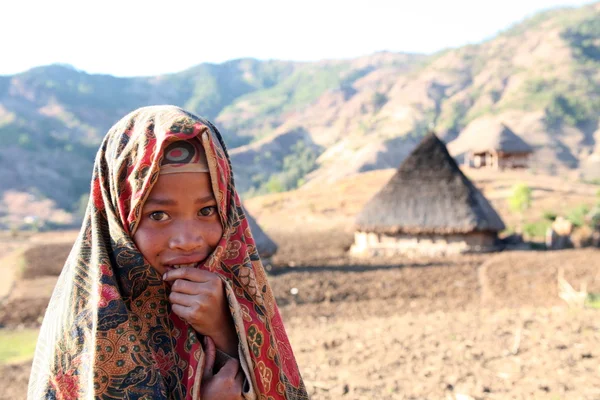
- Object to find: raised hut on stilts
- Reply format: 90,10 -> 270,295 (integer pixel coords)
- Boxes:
459,121 -> 533,170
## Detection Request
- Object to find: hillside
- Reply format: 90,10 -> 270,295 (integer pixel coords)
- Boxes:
255,2 -> 600,190
0,60 -> 299,213
0,2 -> 599,229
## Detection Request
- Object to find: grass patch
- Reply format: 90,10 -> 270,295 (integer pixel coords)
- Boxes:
586,293 -> 600,309
0,329 -> 39,365
523,219 -> 552,240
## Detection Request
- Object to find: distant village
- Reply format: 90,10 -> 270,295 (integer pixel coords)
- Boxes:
251,120 -> 600,261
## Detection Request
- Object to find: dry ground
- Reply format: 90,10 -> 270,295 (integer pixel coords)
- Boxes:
269,230 -> 600,400
1,228 -> 600,400
1,170 -> 599,400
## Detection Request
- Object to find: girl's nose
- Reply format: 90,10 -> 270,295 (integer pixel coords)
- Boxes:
169,221 -> 204,252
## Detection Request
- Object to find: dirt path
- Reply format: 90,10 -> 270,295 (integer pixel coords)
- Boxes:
0,248 -> 24,300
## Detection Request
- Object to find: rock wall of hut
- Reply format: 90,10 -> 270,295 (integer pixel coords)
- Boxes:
351,231 -> 498,257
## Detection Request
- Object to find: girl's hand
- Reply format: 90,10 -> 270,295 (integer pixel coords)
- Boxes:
163,268 -> 238,356
202,336 -> 244,400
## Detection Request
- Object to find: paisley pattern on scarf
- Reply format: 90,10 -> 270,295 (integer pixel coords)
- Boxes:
28,106 -> 308,399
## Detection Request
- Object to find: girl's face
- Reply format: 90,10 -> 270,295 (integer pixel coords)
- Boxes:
133,172 -> 223,276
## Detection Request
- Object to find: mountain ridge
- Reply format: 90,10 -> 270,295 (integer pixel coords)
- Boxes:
0,2 -> 599,229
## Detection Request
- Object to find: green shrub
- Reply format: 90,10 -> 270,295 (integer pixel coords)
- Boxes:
566,205 -> 590,227
523,220 -> 552,239
542,211 -> 558,221
508,183 -> 532,214
587,207 -> 600,227
586,293 -> 600,309
264,176 -> 285,194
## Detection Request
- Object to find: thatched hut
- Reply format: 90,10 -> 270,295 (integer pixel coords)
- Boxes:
461,121 -> 533,170
351,133 -> 506,257
244,209 -> 278,261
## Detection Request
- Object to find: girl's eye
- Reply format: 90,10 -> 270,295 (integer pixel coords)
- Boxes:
149,211 -> 169,221
199,206 -> 217,217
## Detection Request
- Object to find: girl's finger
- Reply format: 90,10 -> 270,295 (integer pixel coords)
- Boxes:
168,278 -> 201,295
168,291 -> 204,307
163,267 -> 214,283
170,304 -> 192,321
203,336 -> 216,380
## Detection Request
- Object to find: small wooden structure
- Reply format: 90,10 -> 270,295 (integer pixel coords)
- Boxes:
461,122 -> 533,170
351,133 -> 506,257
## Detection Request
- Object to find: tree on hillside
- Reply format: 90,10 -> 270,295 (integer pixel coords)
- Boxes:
75,194 -> 90,220
372,92 -> 388,111
245,140 -> 320,197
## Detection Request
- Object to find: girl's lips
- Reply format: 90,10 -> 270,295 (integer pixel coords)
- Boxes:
163,262 -> 201,271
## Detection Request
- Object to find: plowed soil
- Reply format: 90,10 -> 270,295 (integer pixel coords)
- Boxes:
1,229 -> 600,400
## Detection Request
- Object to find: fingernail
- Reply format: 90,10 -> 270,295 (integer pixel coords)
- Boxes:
162,273 -> 167,280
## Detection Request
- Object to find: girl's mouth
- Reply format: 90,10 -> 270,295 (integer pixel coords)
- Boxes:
164,262 -> 200,272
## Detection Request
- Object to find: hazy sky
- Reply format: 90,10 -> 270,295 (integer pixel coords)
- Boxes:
1,0 -> 595,77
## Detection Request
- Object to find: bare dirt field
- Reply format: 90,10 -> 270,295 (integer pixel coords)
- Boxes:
270,230 -> 600,400
1,170 -> 599,399
1,228 -> 600,400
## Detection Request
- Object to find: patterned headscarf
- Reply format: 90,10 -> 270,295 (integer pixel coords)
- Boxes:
160,139 -> 210,175
28,106 -> 308,399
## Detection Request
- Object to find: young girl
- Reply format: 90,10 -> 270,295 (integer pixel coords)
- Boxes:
28,106 -> 308,399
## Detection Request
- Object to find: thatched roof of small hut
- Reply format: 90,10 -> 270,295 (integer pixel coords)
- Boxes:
245,209 -> 278,258
355,133 -> 506,234
454,119 -> 533,155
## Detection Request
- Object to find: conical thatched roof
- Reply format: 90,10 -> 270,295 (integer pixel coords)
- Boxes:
355,133 -> 506,234
245,209 -> 278,258
457,119 -> 533,154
